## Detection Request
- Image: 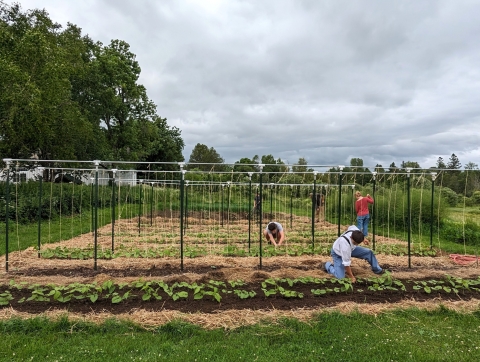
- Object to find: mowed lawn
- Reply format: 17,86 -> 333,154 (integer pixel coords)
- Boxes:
1,307 -> 479,362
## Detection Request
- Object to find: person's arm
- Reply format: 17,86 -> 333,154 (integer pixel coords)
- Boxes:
267,232 -> 277,246
339,241 -> 355,281
345,266 -> 356,283
366,194 -> 374,204
278,230 -> 285,244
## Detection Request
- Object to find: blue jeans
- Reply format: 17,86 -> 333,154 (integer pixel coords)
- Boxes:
357,214 -> 370,237
325,246 -> 382,278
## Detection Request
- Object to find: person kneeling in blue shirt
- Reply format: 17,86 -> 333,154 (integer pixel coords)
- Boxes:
320,225 -> 386,283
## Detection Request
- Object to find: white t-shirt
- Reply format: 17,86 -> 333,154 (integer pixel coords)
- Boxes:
265,222 -> 283,234
332,225 -> 359,267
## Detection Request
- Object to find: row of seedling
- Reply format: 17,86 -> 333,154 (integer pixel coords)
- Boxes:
2,274 -> 479,306
37,242 -> 438,260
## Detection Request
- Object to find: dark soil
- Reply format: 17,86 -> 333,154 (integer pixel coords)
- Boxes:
4,263 -> 470,278
3,264 -> 479,315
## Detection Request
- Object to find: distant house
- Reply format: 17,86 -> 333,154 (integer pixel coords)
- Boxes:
0,168 -> 138,186
0,167 -> 37,184
83,170 -> 138,186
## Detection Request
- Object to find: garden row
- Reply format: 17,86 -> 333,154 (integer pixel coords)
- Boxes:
37,243 -> 438,259
1,274 -> 479,306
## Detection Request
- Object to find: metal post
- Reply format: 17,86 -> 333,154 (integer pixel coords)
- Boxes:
179,164 -> 185,270
93,160 -> 100,271
221,184 -> 224,227
337,166 -> 344,236
290,186 -> 293,230
351,185 -> 355,223
37,167 -> 44,257
185,181 -> 189,233
406,168 -> 412,268
312,171 -> 317,251
430,172 -> 437,249
111,169 -> 117,253
138,179 -> 143,236
90,177 -> 94,233
227,181 -> 231,225
248,173 -> 252,252
324,186 -> 328,224
270,183 -> 274,218
150,182 -> 154,226
259,164 -> 264,269
372,171 -> 377,251
4,159 -> 11,271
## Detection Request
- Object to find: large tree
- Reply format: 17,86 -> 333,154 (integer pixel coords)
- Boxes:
400,161 -> 421,169
350,158 -> 364,167
187,143 -> 225,171
388,162 -> 397,173
0,3 -> 184,166
443,153 -> 462,193
436,157 -> 446,169
0,4 -> 98,161
292,157 -> 308,173
447,153 -> 462,169
259,154 -> 287,183
233,157 -> 256,173
138,116 -> 184,170
71,38 -> 170,162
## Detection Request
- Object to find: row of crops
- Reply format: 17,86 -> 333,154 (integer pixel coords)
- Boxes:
37,243 -> 438,259
1,274 -> 479,306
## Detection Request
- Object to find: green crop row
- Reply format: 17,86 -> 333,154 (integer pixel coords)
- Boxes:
37,242 -> 440,260
2,274 -> 480,306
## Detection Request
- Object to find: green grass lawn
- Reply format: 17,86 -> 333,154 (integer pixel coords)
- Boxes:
0,205 -> 140,257
447,206 -> 480,223
1,307 -> 479,361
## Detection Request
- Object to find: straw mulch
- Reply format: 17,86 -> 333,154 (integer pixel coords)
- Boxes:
1,299 -> 479,330
0,217 -> 479,328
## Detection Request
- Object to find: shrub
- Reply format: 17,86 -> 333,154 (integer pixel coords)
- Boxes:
438,187 -> 459,207
471,191 -> 480,205
463,196 -> 474,207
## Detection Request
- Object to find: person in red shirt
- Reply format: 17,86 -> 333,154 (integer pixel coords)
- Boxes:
355,191 -> 374,241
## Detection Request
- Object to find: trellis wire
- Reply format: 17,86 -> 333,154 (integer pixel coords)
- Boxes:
4,159 -> 479,273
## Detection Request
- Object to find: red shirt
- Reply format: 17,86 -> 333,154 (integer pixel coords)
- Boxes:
355,196 -> 373,216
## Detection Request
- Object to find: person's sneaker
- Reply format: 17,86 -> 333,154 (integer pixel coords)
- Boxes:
378,268 -> 391,275
318,262 -> 327,272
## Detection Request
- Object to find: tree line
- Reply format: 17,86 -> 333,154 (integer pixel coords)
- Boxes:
186,143 -> 480,202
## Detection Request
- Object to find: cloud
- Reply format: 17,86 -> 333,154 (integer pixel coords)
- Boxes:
10,0 -> 480,169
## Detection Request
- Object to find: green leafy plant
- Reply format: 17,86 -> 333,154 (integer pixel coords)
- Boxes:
233,289 -> 256,299
0,291 -> 13,306
261,278 -> 278,297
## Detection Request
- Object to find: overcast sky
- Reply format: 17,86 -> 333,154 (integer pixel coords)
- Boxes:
8,0 -> 480,169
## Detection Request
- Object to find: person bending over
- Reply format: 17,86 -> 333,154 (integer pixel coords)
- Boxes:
263,221 -> 285,247
320,225 -> 385,283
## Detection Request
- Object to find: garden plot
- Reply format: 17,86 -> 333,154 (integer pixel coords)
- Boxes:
1,216 -> 479,329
